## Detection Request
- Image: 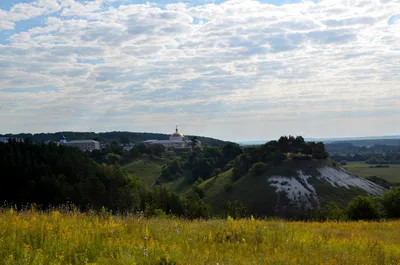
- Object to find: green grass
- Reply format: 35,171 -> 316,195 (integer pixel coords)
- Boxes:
344,162 -> 400,184
2,209 -> 400,265
123,159 -> 164,187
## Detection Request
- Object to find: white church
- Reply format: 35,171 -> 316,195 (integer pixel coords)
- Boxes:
143,126 -> 201,152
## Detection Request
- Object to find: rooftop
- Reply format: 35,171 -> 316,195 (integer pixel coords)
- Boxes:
67,140 -> 99,144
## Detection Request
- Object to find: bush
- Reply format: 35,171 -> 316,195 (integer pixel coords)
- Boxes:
227,200 -> 246,219
249,162 -> 267,176
319,202 -> 345,221
104,153 -> 121,165
270,151 -> 287,165
346,196 -> 380,220
291,154 -> 312,161
224,183 -> 233,192
153,209 -> 167,217
366,176 -> 394,189
340,160 -> 347,166
382,187 -> 400,218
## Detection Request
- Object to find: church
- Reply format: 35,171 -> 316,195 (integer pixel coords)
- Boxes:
143,126 -> 201,152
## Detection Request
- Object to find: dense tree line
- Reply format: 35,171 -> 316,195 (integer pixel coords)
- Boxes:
316,187 -> 400,221
326,142 -> 400,153
0,131 -> 227,146
87,142 -> 166,165
159,142 -> 244,183
232,136 -> 328,179
331,152 -> 400,164
0,140 -> 209,218
327,142 -> 400,164
159,136 -> 328,183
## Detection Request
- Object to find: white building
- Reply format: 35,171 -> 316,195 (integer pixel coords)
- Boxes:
0,137 -> 23,143
65,140 -> 100,151
143,126 -> 201,152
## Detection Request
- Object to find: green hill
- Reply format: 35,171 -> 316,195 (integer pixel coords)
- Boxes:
195,159 -> 385,217
141,136 -> 387,217
154,157 -> 386,217
123,159 -> 165,187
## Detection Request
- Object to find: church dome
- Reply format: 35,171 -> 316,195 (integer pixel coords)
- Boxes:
171,126 -> 184,138
172,132 -> 184,137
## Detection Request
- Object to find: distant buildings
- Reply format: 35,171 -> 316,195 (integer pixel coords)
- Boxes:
143,126 -> 201,152
65,140 -> 101,151
0,137 -> 23,143
44,135 -> 100,151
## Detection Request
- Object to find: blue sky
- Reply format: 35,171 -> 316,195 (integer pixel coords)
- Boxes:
0,0 -> 399,141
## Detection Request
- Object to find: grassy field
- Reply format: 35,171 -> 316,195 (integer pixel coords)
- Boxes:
345,162 -> 400,183
123,159 -> 164,187
1,209 -> 400,265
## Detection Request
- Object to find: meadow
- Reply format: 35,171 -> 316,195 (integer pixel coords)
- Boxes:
1,209 -> 400,265
345,162 -> 400,183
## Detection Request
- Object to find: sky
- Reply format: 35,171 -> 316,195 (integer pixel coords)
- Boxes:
0,0 -> 399,142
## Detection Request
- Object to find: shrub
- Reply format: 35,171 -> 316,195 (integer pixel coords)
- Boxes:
346,196 -> 380,220
319,202 -> 345,221
340,160 -> 347,166
153,209 -> 167,218
104,153 -> 121,165
291,154 -> 312,161
382,187 -> 400,218
224,183 -> 233,192
366,176 -> 394,189
227,200 -> 246,219
249,162 -> 267,176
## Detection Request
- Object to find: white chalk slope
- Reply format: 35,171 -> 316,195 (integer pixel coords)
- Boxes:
268,166 -> 386,207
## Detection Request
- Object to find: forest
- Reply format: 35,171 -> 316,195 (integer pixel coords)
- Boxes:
0,140 -> 209,218
327,142 -> 400,164
0,131 -> 227,146
1,136 -> 400,221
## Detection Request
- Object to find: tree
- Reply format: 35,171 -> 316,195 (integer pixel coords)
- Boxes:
311,142 -> 328,159
277,136 -> 290,153
160,159 -> 183,181
382,187 -> 400,218
300,142 -> 313,156
249,162 -> 267,176
270,151 -> 286,165
227,200 -> 246,219
148,143 -> 165,157
136,143 -> 149,154
129,147 -> 141,158
119,136 -> 130,145
346,196 -> 379,220
190,136 -> 199,151
319,202 -> 345,221
105,153 -> 121,165
222,143 -> 243,163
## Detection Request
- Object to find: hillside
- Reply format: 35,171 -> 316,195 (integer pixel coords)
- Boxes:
123,159 -> 165,187
197,159 -> 385,217
127,136 -> 388,217
0,135 -> 389,219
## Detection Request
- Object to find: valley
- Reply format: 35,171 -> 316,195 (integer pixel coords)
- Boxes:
345,162 -> 400,184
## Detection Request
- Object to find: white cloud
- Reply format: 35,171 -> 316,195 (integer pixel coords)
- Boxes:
0,0 -> 400,140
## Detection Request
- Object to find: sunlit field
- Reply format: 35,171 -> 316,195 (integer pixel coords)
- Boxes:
1,209 -> 400,265
345,162 -> 400,184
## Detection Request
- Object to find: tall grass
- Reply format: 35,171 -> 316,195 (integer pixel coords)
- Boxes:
1,208 -> 400,264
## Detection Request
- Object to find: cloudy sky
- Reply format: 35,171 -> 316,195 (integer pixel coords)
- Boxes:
0,0 -> 399,141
